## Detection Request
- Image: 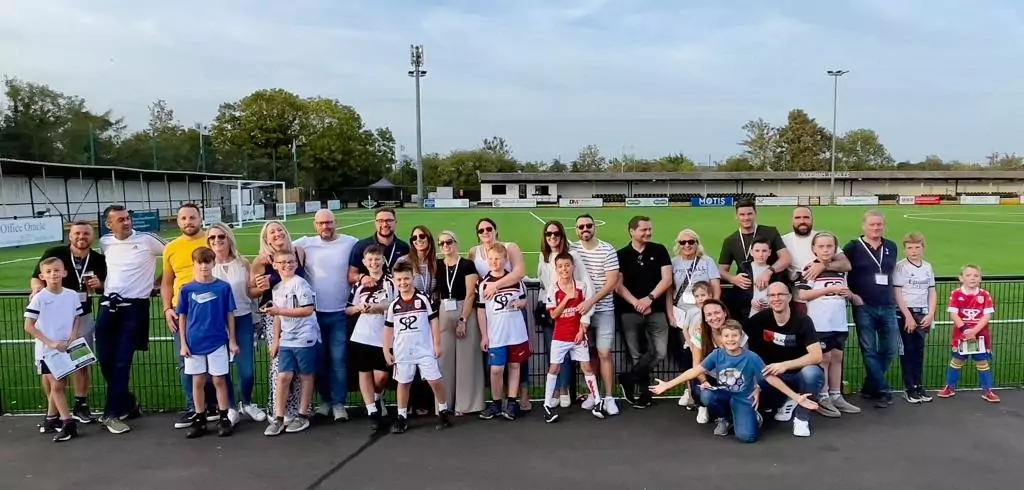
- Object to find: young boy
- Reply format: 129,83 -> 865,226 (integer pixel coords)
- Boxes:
796,232 -> 862,417
476,243 -> 530,421
176,247 -> 238,438
264,250 -> 320,436
25,257 -> 83,442
346,245 -> 397,432
383,261 -> 452,434
893,232 -> 937,404
741,239 -> 782,318
938,265 -> 999,403
680,281 -> 711,415
543,253 -> 604,423
650,321 -> 819,443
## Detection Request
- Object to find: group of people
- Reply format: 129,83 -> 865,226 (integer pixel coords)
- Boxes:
23,198 -> 999,444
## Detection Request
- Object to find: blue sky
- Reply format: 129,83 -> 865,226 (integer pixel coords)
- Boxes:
1,0 -> 1022,164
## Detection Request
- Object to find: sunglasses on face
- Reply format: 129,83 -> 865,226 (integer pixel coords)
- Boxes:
545,231 -> 562,238
677,239 -> 697,246
477,226 -> 494,234
577,223 -> 594,230
438,239 -> 454,246
208,235 -> 226,241
411,233 -> 429,241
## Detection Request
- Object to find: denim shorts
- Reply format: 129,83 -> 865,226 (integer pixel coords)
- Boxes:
279,345 -> 318,375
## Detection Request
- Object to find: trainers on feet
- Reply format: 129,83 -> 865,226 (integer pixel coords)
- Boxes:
559,394 -> 571,408
369,411 -> 384,432
544,405 -> 559,423
982,390 -> 1001,403
581,396 -> 596,411
332,404 -> 349,422
696,406 -> 710,424
285,415 -> 311,433
217,418 -> 233,437
904,390 -> 923,404
937,386 -> 955,398
618,373 -> 637,406
873,392 -> 894,409
205,408 -> 221,422
603,397 -> 620,416
227,408 -> 240,426
436,409 -> 454,430
72,404 -> 96,424
53,422 -> 78,442
314,404 -> 331,417
774,399 -> 797,422
103,417 -> 131,434
502,400 -> 520,421
916,388 -> 933,403
38,417 -> 60,434
175,411 -> 196,429
479,402 -> 501,420
186,416 -> 207,439
264,417 -> 285,436
634,391 -> 653,409
793,418 -> 811,437
591,399 -> 605,419
713,418 -> 732,436
817,396 -> 841,418
241,403 -> 268,422
680,388 -> 695,407
831,395 -> 861,414
390,415 -> 409,434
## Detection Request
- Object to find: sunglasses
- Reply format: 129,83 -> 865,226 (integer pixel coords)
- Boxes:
411,233 -> 429,241
677,239 -> 697,246
438,239 -> 455,246
208,235 -> 226,241
577,223 -> 594,230
477,226 -> 494,234
545,231 -> 562,238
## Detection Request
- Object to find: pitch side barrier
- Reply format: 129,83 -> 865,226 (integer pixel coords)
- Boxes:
1,276 -> 1022,414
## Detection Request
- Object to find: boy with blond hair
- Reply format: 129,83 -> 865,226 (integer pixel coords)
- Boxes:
893,232 -> 937,403
938,265 -> 998,403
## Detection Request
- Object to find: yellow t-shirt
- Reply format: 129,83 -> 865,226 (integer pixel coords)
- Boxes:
164,234 -> 207,307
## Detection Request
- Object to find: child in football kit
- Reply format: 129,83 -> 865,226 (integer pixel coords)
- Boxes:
383,261 -> 453,434
893,233 -> 937,404
346,245 -> 397,432
25,257 -> 83,442
542,253 -> 605,423
650,322 -> 819,443
938,265 -> 1000,403
264,250 -> 320,436
176,247 -> 239,439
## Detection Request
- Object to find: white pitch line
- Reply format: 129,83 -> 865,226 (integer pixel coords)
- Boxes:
0,257 -> 40,266
528,211 -> 546,224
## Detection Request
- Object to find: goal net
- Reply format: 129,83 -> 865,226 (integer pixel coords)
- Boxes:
202,180 -> 291,228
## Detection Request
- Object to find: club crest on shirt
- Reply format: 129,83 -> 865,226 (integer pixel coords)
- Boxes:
414,299 -> 422,309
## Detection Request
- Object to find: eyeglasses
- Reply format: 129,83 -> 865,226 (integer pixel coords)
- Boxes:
375,219 -> 395,225
438,239 -> 454,247
477,226 -> 494,234
208,235 -> 226,241
677,239 -> 697,246
577,223 -> 594,230
274,260 -> 297,266
545,231 -> 562,238
411,233 -> 428,242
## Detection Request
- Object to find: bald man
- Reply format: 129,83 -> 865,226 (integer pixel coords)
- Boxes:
743,282 -> 824,438
293,209 -> 358,421
782,206 -> 851,315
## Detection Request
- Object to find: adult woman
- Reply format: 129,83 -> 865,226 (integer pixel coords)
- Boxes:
208,222 -> 268,422
666,228 -> 722,407
687,298 -> 747,425
536,220 -> 592,408
396,225 -> 439,415
435,231 -> 483,415
468,217 -> 532,411
251,221 -> 307,421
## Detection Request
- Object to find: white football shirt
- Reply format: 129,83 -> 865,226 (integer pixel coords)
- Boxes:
272,276 -> 320,348
25,288 -> 83,361
100,231 -> 166,299
293,234 -> 357,312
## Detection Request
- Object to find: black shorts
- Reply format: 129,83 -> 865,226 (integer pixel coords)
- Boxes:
350,341 -> 389,373
818,332 -> 849,353
39,360 -> 52,375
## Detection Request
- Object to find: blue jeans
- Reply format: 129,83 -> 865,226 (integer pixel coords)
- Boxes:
701,389 -> 759,443
315,311 -> 348,406
175,330 -> 234,411
853,305 -> 899,395
233,314 -> 256,405
542,325 -> 572,392
761,365 -> 825,422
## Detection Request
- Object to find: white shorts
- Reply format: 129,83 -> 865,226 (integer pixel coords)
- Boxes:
184,345 -> 230,376
550,339 -> 590,364
393,358 -> 442,384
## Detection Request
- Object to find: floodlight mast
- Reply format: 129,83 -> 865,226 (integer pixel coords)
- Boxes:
826,69 -> 849,204
409,45 -> 427,206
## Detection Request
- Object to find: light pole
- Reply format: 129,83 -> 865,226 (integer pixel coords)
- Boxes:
408,45 -> 427,205
826,70 -> 848,205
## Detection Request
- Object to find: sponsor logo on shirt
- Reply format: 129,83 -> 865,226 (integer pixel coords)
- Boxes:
763,329 -> 797,347
192,292 -> 217,304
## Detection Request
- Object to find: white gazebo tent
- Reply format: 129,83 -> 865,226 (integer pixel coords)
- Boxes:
203,179 -> 288,228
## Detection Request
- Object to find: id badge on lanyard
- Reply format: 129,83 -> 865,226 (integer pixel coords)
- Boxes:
859,238 -> 888,285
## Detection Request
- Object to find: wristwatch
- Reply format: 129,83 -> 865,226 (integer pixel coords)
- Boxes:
646,294 -> 655,301
458,317 -> 466,324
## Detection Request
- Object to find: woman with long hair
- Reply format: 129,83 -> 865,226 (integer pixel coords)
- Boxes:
435,231 -> 484,415
251,221 -> 307,423
396,225 -> 440,415
207,222 -> 268,422
536,220 -> 592,408
467,217 -> 532,411
687,298 -> 749,425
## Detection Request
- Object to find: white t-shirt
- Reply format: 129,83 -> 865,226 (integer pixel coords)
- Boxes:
782,230 -> 844,303
796,271 -> 850,333
25,288 -> 83,361
349,277 -> 397,347
475,273 -> 529,348
670,255 -> 720,307
569,239 -> 619,313
272,276 -> 320,348
100,230 -> 166,299
293,234 -> 357,313
385,291 -> 438,362
212,258 -> 252,316
893,259 -> 936,310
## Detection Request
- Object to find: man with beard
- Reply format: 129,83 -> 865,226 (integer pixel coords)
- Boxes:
294,209 -> 358,421
782,206 -> 851,315
348,207 -> 410,285
96,205 -> 166,434
30,221 -> 108,427
718,199 -> 791,320
161,204 -> 238,428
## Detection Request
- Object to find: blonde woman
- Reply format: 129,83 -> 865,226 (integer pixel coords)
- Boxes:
207,222 -> 268,422
435,231 -> 484,415
251,221 -> 308,422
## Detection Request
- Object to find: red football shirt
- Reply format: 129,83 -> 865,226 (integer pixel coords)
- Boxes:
546,283 -> 585,343
946,287 -> 995,350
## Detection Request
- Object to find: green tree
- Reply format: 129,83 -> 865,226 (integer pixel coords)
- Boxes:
835,129 -> 894,170
653,153 -> 697,172
571,144 -> 606,172
776,109 -> 831,172
985,152 -> 1023,169
739,118 -> 781,170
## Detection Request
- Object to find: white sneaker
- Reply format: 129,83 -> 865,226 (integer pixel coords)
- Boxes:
581,396 -> 596,410
792,418 -> 811,437
679,388 -> 694,407
314,404 -> 331,417
775,399 -> 797,422
227,408 -> 241,427
332,404 -> 349,422
241,403 -> 267,422
603,397 -> 620,416
696,406 -> 710,424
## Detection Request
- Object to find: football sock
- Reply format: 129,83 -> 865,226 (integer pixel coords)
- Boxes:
977,363 -> 994,391
945,358 -> 963,388
544,374 -> 558,408
584,374 -> 600,402
437,402 -> 448,412
397,407 -> 408,418
365,403 -> 377,415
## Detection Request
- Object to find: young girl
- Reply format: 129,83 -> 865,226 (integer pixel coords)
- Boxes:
796,232 -> 862,417
938,265 -> 999,403
676,281 -> 711,408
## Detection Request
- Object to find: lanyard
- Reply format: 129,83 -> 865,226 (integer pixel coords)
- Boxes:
738,226 -> 758,261
381,241 -> 397,268
445,261 -> 459,299
677,257 -> 699,293
70,249 -> 91,290
859,237 -> 884,272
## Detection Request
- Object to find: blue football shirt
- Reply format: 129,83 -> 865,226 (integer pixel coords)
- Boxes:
176,279 -> 236,355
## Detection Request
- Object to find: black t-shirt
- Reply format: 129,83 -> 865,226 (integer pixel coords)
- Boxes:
615,241 -> 672,313
742,309 -> 818,365
718,225 -> 786,272
30,245 -> 108,315
435,258 -> 477,300
348,235 -> 411,276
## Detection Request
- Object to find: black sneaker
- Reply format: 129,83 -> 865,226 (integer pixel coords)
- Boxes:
390,415 -> 408,434
478,402 -> 501,420
618,373 -> 637,406
543,405 -> 559,423
38,416 -> 60,434
502,400 -> 520,421
53,421 -> 78,442
205,408 -> 221,422
436,409 -> 453,430
916,387 -> 933,403
904,390 -> 923,404
591,399 -> 606,420
217,418 -> 233,437
72,404 -> 97,424
874,392 -> 894,409
369,410 -> 384,432
186,414 -> 207,439
175,411 -> 196,429
634,391 -> 653,409
119,403 -> 143,421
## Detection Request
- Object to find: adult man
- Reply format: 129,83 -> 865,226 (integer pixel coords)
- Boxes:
96,205 -> 166,434
614,216 -> 673,409
161,204 -> 237,428
719,199 -> 792,319
743,282 -> 824,437
782,206 -> 851,314
842,210 -> 899,408
29,221 -> 107,424
348,207 -> 410,285
570,214 -> 621,415
294,209 -> 358,421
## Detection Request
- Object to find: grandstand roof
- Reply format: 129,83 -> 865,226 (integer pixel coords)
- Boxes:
478,170 -> 1024,183
0,157 -> 242,181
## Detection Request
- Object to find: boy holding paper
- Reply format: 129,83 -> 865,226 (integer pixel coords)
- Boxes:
25,257 -> 83,442
938,265 -> 999,403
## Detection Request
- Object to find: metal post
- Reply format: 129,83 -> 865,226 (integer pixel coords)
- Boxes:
88,123 -> 96,166
409,45 -> 427,205
826,69 -> 848,205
